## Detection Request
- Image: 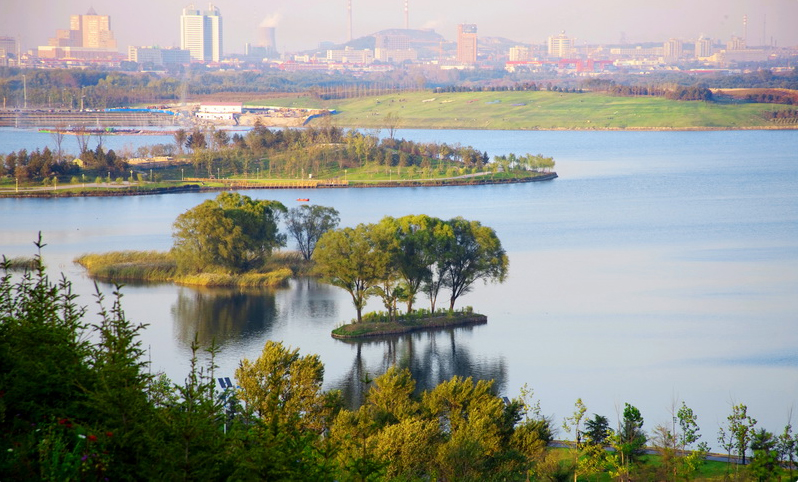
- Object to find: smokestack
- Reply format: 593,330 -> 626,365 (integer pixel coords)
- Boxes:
347,0 -> 353,42
743,14 -> 748,45
404,0 -> 409,30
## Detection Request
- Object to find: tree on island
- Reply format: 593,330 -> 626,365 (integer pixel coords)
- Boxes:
441,217 -> 508,311
285,205 -> 341,261
171,192 -> 286,273
313,215 -> 508,323
312,224 -> 390,323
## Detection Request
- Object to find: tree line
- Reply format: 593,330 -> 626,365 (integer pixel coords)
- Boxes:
763,108 -> 798,122
581,79 -> 714,101
2,250 -> 796,481
2,145 -> 130,182
173,124 -> 534,180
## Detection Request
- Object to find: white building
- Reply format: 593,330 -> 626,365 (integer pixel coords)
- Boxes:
180,4 -> 223,62
326,47 -> 373,64
664,38 -> 683,61
547,32 -> 573,58
695,36 -> 713,58
374,48 -> 416,63
508,45 -> 530,61
128,46 -> 191,65
196,102 -> 242,121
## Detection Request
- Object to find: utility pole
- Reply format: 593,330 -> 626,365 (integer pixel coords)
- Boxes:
22,74 -> 27,109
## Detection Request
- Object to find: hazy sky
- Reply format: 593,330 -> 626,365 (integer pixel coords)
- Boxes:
3,0 -> 798,55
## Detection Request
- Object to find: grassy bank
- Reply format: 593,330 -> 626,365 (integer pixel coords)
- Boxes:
331,309 -> 487,340
251,91 -> 795,130
75,251 -> 294,288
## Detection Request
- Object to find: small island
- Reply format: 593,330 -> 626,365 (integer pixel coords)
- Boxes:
331,308 -> 487,340
73,194 -> 509,340
0,124 -> 556,198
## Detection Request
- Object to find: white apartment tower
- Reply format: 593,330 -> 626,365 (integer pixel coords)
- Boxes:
181,4 -> 223,62
695,36 -> 713,58
663,38 -> 683,60
547,32 -> 573,58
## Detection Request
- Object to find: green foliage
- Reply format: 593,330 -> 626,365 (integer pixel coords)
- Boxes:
4,238 -> 790,481
172,192 -> 287,273
315,215 -> 508,324
748,428 -> 779,482
584,414 -> 612,446
313,224 -> 390,323
286,204 -> 341,261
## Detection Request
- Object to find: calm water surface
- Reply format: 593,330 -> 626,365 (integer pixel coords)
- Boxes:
1,128 -> 796,436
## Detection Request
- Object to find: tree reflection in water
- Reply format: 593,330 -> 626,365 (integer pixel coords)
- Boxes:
171,287 -> 279,347
332,327 -> 507,409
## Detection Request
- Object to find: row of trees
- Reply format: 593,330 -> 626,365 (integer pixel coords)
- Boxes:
313,214 -> 509,323
581,79 -> 714,101
171,123 -> 515,180
493,153 -> 556,173
3,253 -> 797,480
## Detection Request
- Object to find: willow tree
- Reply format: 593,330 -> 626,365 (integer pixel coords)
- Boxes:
313,224 -> 390,323
441,217 -> 509,311
285,204 -> 340,261
171,192 -> 286,273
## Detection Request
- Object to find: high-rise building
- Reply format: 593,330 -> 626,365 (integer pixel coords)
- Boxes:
695,36 -> 713,58
547,32 -> 573,58
457,24 -> 477,64
727,35 -> 746,51
181,4 -> 223,62
48,8 -> 116,50
37,9 -> 120,62
509,45 -> 531,61
663,38 -> 683,60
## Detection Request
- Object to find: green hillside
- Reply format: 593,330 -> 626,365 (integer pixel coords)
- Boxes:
249,91 -> 793,130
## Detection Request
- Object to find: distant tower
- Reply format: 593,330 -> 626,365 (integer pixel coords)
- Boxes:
743,14 -> 748,45
404,0 -> 409,30
457,24 -> 477,63
347,0 -> 353,42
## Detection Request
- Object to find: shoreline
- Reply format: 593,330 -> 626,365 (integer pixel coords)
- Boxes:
331,313 -> 488,341
0,173 -> 558,199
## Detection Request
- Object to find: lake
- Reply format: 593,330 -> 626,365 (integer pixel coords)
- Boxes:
1,127 -> 797,439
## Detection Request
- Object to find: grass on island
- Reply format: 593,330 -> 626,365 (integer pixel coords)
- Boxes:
1,256 -> 39,272
331,307 -> 487,340
250,90 -> 793,130
75,250 -> 300,288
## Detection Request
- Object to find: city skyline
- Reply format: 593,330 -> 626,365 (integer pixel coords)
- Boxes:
3,0 -> 798,56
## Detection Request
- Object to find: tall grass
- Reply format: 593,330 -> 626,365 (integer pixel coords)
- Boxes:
75,250 -> 293,288
176,268 -> 291,288
75,251 -> 177,282
2,256 -> 39,272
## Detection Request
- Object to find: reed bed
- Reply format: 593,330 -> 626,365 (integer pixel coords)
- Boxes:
75,251 -> 292,288
2,256 -> 39,272
75,251 -> 177,282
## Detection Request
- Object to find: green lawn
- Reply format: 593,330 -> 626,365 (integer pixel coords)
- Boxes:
249,91 -> 792,130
